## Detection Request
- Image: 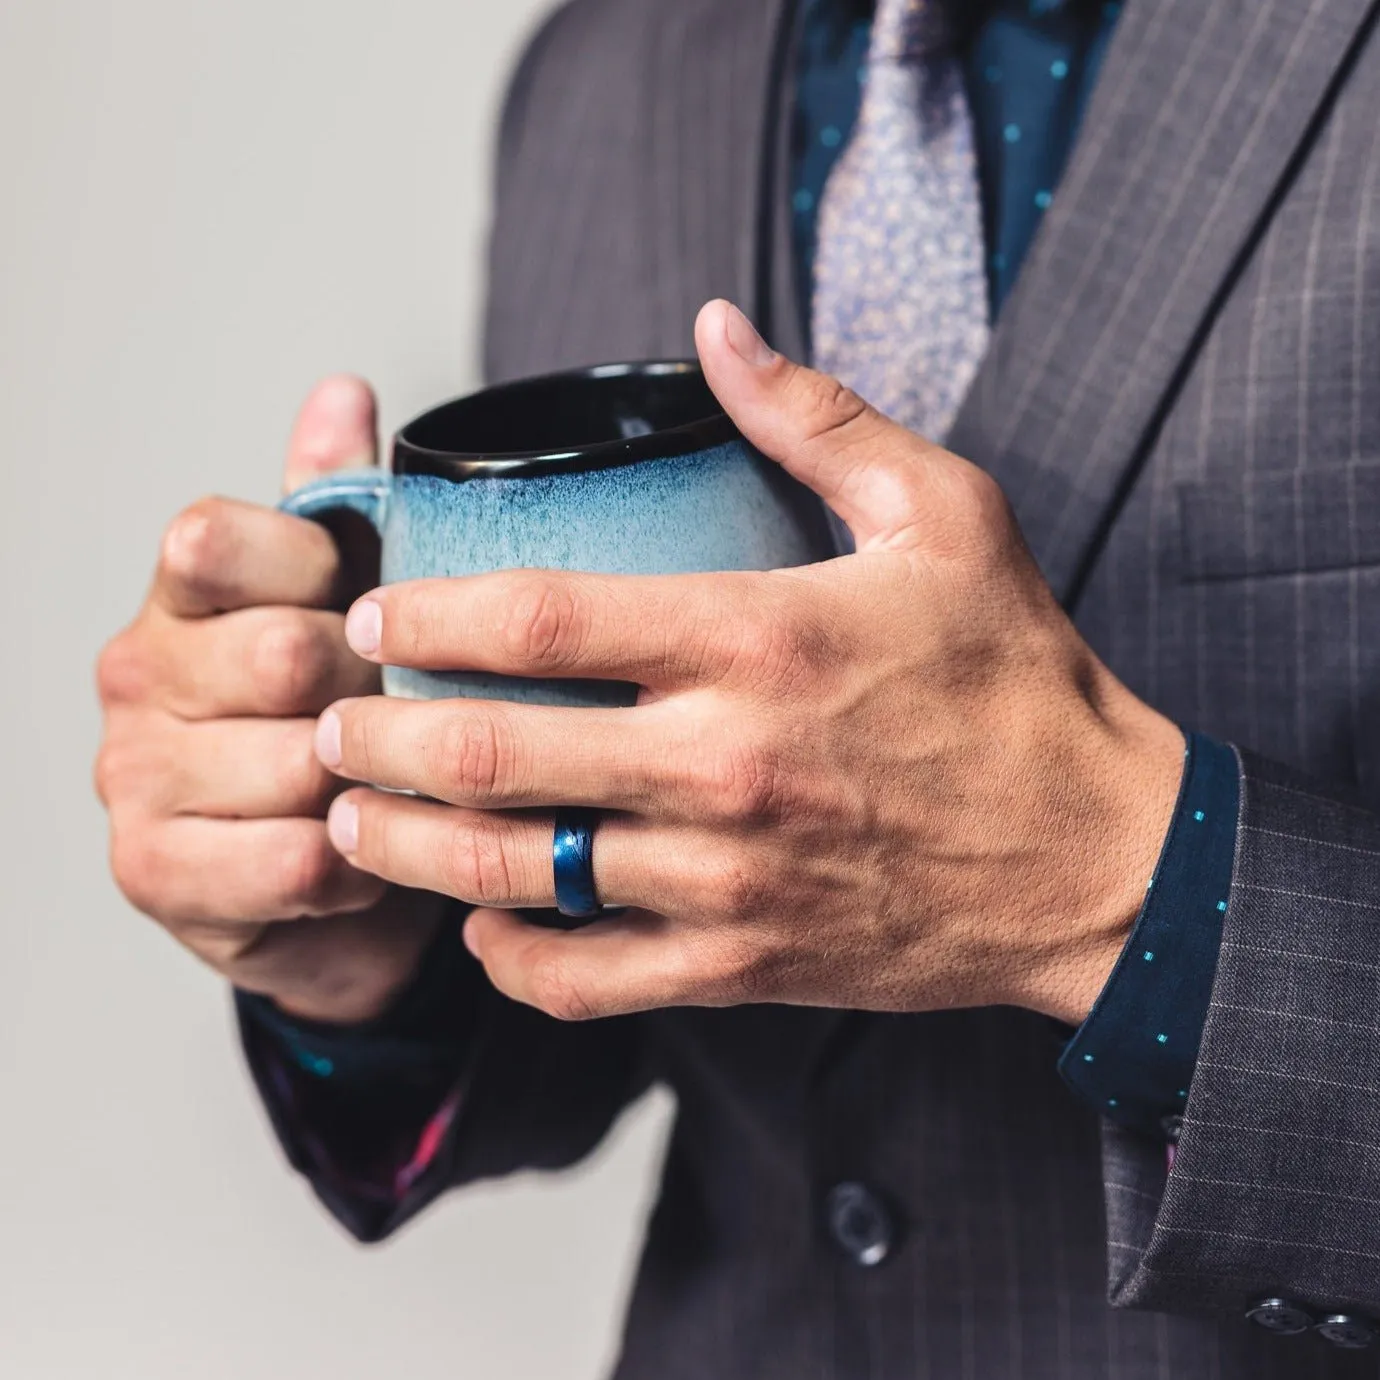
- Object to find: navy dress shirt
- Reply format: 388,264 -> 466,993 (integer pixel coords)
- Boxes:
789,0 -> 1238,1138
241,0 -> 1242,1155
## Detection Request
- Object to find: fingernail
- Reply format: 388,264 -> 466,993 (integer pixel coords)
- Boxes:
723,302 -> 776,368
314,710 -> 342,769
316,375 -> 366,422
345,599 -> 382,656
327,798 -> 359,854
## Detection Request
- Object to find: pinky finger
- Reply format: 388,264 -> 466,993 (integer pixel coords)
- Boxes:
461,905 -> 729,1021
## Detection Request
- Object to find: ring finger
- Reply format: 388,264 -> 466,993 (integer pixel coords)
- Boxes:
327,787 -> 708,914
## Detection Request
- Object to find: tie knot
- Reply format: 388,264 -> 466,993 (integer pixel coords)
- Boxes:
868,0 -> 948,64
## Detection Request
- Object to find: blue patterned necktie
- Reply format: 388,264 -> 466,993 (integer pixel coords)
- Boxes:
812,0 -> 990,444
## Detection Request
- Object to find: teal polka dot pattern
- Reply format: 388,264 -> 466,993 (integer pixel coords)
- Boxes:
964,0 -> 1119,306
790,0 -> 1123,324
1059,733 -> 1241,1140
239,918 -> 487,1135
699,0 -> 1236,1150
789,0 -> 871,327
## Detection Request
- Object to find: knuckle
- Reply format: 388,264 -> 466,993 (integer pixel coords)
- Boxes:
725,613 -> 778,674
954,464 -> 1011,533
161,499 -> 227,581
699,737 -> 786,823
790,371 -> 872,447
92,745 -> 113,806
502,577 -> 584,669
253,615 -> 331,712
710,852 -> 771,923
275,829 -> 339,909
93,738 -> 137,807
183,921 -> 268,973
97,722 -> 182,814
438,713 -> 512,805
719,940 -> 784,1004
95,632 -> 148,706
441,821 -> 516,905
527,951 -> 600,1022
109,825 -> 165,919
726,610 -> 818,693
937,465 -> 1016,566
274,722 -> 330,807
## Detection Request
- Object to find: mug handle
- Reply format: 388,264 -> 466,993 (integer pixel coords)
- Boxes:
278,470 -> 390,530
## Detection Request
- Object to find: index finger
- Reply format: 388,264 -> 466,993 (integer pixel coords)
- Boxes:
154,498 -> 346,618
344,568 -> 767,688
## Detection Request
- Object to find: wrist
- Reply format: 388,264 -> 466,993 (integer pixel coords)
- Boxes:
266,891 -> 445,1025
1012,682 -> 1185,1027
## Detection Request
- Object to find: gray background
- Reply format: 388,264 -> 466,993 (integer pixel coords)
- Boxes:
0,2 -> 672,1376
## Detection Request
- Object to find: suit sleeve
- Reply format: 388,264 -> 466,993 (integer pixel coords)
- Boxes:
236,5 -> 652,1246
239,913 -> 650,1244
1103,747 -> 1380,1332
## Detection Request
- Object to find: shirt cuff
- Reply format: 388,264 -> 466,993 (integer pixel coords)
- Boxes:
1057,730 -> 1240,1142
237,910 -> 486,1204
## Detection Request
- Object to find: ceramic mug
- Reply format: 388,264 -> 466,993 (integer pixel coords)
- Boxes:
280,360 -> 841,708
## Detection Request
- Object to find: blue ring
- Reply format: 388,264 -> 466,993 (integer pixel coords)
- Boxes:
553,809 -> 602,919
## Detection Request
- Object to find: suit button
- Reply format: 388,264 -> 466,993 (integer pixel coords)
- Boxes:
1315,1315 -> 1377,1349
1246,1298 -> 1315,1335
825,1182 -> 893,1267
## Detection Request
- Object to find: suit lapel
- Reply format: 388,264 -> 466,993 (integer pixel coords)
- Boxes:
633,0 -> 796,352
945,0 -> 1380,605
757,0 -> 810,360
647,0 -> 1373,1071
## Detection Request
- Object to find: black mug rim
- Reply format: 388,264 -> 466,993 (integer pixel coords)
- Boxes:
391,360 -> 738,480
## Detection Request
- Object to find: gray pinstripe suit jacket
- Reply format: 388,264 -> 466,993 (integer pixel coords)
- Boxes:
366,0 -> 1380,1374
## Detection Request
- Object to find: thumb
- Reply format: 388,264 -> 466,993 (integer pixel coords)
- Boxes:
283,374 -> 379,495
694,299 -> 970,552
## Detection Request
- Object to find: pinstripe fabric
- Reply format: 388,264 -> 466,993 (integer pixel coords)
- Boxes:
483,0 -> 786,380
447,0 -> 1380,1374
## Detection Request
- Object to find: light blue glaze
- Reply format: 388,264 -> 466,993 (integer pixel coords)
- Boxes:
281,439 -> 838,707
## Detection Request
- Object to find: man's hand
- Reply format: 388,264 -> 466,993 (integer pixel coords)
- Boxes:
95,377 -> 443,1023
313,301 -> 1184,1026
